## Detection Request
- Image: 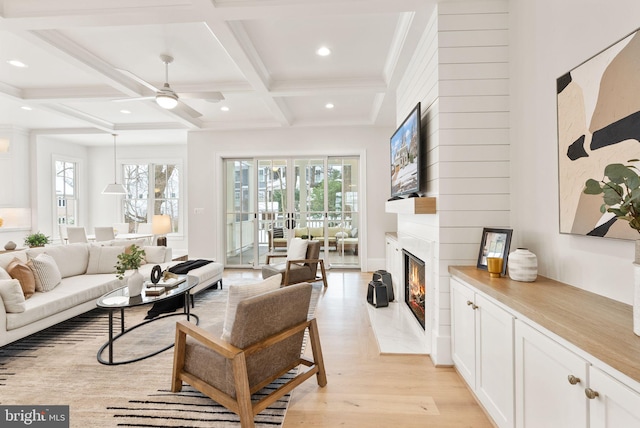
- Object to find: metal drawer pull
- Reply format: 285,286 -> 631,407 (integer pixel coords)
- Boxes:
567,375 -> 580,385
585,388 -> 599,399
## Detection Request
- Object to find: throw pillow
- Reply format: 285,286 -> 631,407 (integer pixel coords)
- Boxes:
86,245 -> 124,274
0,266 -> 11,280
28,253 -> 62,292
335,231 -> 348,239
7,258 -> 36,299
351,227 -> 358,238
287,238 -> 308,263
143,246 -> 166,264
221,274 -> 282,341
272,227 -> 284,238
0,279 -> 26,313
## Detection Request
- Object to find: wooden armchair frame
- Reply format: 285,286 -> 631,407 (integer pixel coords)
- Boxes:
265,253 -> 328,288
171,317 -> 327,428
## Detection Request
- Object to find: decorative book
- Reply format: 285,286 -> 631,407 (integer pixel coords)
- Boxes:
156,277 -> 186,288
145,286 -> 165,296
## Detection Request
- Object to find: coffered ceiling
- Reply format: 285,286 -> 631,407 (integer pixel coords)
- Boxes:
0,0 -> 434,145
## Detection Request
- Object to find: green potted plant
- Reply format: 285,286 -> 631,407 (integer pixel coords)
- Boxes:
24,232 -> 51,248
115,245 -> 146,296
584,161 -> 640,336
583,161 -> 640,233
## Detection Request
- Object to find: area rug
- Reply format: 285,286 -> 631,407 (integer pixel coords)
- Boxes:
0,282 -> 321,427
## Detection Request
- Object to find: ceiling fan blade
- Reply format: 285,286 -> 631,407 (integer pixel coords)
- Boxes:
116,68 -> 161,93
178,91 -> 225,102
112,96 -> 155,103
175,100 -> 203,118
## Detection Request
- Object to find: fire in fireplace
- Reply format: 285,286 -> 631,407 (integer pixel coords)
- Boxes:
403,249 -> 425,330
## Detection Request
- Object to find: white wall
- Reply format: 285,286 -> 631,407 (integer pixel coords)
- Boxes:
510,0 -> 640,303
0,127 -> 31,247
396,0 -> 510,365
187,126 -> 395,267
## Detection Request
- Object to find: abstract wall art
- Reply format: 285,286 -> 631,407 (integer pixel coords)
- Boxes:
558,28 -> 640,240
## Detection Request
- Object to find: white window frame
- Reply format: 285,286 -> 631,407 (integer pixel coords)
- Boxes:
121,160 -> 183,237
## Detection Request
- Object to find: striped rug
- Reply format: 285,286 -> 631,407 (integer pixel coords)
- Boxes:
0,281 -> 321,427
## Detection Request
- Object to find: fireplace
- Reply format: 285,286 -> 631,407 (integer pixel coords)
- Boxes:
403,249 -> 425,330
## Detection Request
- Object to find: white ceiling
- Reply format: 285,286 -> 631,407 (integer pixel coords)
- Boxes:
0,0 -> 435,146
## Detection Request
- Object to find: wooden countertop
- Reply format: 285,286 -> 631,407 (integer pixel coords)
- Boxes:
449,265 -> 640,384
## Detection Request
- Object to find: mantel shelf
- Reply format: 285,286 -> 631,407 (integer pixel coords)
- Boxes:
385,197 -> 436,214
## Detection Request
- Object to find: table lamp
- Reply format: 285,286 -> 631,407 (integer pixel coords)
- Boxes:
152,214 -> 171,246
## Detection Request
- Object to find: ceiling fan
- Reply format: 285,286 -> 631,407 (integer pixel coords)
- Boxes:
115,54 -> 225,118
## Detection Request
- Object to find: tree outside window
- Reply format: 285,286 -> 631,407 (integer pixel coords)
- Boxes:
123,163 -> 179,232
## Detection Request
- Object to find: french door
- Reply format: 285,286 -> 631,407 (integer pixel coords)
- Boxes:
224,156 -> 360,269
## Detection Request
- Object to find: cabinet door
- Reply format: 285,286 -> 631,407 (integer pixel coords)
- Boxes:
451,279 -> 476,388
589,367 -> 640,427
476,294 -> 514,428
515,321 -> 588,428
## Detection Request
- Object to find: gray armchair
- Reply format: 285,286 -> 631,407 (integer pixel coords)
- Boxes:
171,283 -> 327,428
261,240 -> 328,287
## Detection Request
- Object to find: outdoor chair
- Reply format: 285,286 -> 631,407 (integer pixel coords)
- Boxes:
262,240 -> 328,287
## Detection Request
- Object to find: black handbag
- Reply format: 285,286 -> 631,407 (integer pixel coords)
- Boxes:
367,280 -> 389,308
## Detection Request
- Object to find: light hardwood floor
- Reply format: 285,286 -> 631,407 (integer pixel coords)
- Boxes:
223,269 -> 493,428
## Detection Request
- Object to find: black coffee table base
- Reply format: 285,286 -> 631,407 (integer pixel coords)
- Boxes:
97,309 -> 199,366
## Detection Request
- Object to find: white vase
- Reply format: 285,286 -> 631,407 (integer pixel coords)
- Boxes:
634,263 -> 640,336
127,269 -> 144,297
508,248 -> 538,282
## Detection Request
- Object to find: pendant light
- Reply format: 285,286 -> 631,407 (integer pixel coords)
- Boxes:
102,134 -> 127,194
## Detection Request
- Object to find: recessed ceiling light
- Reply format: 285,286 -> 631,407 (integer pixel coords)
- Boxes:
120,109 -> 131,114
316,46 -> 331,57
221,106 -> 230,112
325,103 -> 334,109
7,59 -> 28,68
21,106 -> 32,111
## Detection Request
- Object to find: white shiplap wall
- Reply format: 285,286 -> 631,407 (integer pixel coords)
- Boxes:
395,0 -> 509,365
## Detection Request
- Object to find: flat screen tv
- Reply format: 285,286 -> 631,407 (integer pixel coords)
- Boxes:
390,102 -> 421,198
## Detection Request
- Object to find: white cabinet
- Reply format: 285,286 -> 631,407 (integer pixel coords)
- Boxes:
589,367 -> 640,428
515,320 -> 640,428
451,269 -> 640,428
515,320 -> 588,428
385,234 -> 401,300
451,278 -> 515,428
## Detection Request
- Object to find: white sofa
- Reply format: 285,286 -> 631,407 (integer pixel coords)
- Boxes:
0,242 -> 223,347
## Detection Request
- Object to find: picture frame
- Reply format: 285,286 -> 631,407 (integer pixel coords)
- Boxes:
476,228 -> 513,276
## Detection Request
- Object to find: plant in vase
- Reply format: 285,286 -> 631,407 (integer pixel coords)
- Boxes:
24,232 -> 51,248
115,245 -> 146,296
583,161 -> 640,235
584,161 -> 640,335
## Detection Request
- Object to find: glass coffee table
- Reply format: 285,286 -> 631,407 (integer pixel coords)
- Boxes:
96,275 -> 199,365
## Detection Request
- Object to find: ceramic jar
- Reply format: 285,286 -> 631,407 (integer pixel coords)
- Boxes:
508,248 -> 538,282
127,269 -> 145,297
633,263 -> 640,336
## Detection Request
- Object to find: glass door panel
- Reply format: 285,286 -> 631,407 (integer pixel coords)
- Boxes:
257,159 -> 288,264
224,156 -> 360,269
224,160 -> 256,267
294,158 -> 327,256
328,157 -> 360,267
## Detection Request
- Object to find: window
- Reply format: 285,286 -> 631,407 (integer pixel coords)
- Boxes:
123,163 -> 180,232
55,160 -> 77,226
